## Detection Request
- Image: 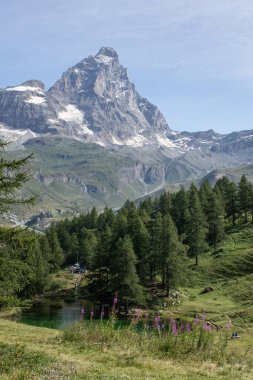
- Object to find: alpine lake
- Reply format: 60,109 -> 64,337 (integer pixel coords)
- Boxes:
20,298 -> 95,329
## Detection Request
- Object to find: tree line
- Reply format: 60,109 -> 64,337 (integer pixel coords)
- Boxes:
50,174 -> 253,310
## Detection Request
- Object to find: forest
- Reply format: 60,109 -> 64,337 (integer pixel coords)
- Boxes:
1,135 -> 253,311
48,174 -> 253,310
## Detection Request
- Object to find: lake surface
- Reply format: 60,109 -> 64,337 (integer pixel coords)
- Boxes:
20,298 -> 94,329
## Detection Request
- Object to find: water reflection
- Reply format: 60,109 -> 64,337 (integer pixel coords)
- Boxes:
20,298 -> 95,329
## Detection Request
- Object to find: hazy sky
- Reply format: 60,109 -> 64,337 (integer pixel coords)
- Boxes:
1,0 -> 253,134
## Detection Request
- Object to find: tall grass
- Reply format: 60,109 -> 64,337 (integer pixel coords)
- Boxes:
63,318 -> 229,363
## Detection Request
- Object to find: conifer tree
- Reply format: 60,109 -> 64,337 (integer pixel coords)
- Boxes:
160,214 -> 186,295
88,225 -> 112,302
127,207 -> 150,283
186,184 -> 207,265
149,212 -> 163,281
239,175 -> 251,223
171,187 -> 189,235
110,236 -> 145,312
46,227 -> 64,270
206,189 -> 225,247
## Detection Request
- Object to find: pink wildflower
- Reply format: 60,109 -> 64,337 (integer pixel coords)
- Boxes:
80,305 -> 85,320
171,320 -> 178,336
154,315 -> 161,331
186,322 -> 192,332
203,323 -> 212,332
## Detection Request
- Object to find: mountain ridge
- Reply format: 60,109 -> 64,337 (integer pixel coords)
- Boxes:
1,47 -> 253,221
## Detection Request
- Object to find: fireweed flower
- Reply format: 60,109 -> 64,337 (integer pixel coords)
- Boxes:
203,323 -> 212,332
226,322 -> 231,329
201,311 -> 206,322
100,307 -> 105,320
90,308 -> 94,320
80,306 -> 85,320
180,323 -> 185,332
171,320 -> 178,336
186,322 -> 192,332
154,315 -> 161,331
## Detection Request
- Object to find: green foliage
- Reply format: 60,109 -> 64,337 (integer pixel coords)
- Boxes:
50,174 -> 253,309
185,184 -> 208,265
0,141 -> 59,307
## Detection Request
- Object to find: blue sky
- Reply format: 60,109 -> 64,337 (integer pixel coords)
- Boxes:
1,0 -> 253,134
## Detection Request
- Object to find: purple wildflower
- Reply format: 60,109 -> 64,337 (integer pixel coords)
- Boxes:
172,323 -> 178,336
100,307 -> 104,320
171,320 -> 178,336
154,315 -> 161,331
186,322 -> 192,332
90,308 -> 94,320
203,323 -> 212,332
80,305 -> 85,320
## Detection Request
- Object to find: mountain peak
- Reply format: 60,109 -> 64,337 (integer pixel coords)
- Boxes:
21,80 -> 45,90
96,47 -> 118,60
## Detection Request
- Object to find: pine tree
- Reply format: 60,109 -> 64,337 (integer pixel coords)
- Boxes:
46,227 -> 64,270
88,225 -> 112,303
171,186 -> 189,235
160,214 -> 186,295
79,229 -> 97,267
206,189 -> 225,248
186,184 -> 207,265
149,212 -> 163,282
110,236 -> 145,312
239,175 -> 251,223
0,141 -> 34,212
127,207 -> 150,284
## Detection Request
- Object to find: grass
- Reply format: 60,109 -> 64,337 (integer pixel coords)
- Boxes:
0,318 -> 252,380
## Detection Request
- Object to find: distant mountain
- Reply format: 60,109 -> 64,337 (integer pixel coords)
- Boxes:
1,47 -> 253,222
0,47 -> 174,147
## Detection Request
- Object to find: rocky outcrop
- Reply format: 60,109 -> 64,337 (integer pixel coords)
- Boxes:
34,173 -> 105,193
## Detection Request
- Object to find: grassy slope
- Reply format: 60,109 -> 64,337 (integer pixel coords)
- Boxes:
166,223 -> 253,367
1,224 -> 253,379
1,319 -> 252,380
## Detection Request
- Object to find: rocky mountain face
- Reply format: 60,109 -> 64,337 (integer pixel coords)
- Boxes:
1,47 -> 253,221
1,46 -> 253,155
0,47 -> 173,147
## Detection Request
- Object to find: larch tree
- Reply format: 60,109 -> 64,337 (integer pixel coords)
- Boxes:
186,184 -> 207,265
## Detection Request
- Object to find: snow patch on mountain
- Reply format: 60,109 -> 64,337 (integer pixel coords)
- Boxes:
0,124 -> 37,141
5,86 -> 44,95
25,96 -> 46,105
58,105 -> 84,123
155,134 -> 177,148
111,136 -> 124,145
95,54 -> 114,65
125,134 -> 148,147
